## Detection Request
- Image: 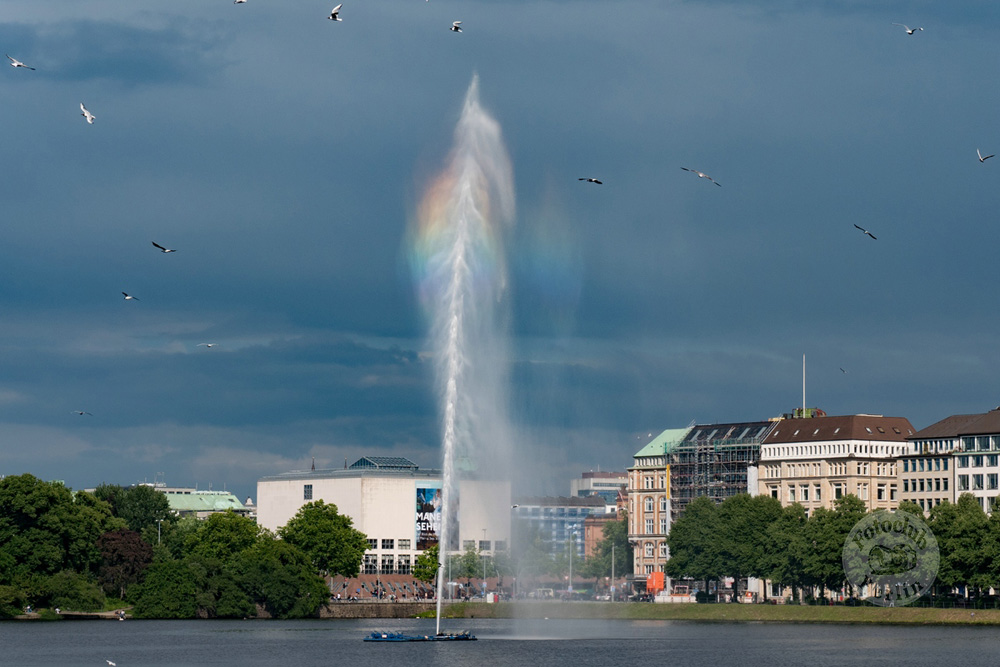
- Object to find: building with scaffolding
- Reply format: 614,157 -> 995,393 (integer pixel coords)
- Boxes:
668,419 -> 779,522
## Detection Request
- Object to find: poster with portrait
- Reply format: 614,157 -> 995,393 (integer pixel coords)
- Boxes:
416,484 -> 443,550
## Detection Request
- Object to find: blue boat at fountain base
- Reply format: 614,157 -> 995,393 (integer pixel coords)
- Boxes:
364,630 -> 477,642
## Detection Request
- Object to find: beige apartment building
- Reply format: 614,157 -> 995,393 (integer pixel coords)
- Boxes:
757,414 -> 915,513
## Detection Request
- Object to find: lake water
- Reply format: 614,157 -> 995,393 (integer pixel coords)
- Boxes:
4,617 -> 998,666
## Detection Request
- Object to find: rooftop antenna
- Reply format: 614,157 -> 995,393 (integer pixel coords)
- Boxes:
802,354 -> 806,415
311,456 -> 316,471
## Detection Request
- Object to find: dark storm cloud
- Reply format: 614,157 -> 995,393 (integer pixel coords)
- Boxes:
0,19 -> 229,86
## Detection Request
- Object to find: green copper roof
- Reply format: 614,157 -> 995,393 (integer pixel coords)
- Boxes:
164,491 -> 247,514
633,426 -> 693,458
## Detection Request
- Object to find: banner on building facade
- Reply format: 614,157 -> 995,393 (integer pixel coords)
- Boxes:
416,484 -> 443,550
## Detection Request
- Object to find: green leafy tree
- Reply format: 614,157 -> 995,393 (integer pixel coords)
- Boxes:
930,494 -> 988,594
278,500 -> 368,576
187,510 -> 263,563
803,494 -> 867,597
0,474 -> 124,586
131,558 -> 199,619
716,494 -> 783,601
36,570 -> 106,612
414,544 -> 440,583
118,485 -> 173,536
233,536 -> 328,618
581,517 -> 631,588
765,502 -> 810,600
666,496 -> 722,591
97,529 -> 154,599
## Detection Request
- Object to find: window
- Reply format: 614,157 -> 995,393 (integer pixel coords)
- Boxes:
382,539 -> 394,550
644,497 -> 654,512
958,456 -> 969,468
890,486 -> 898,501
381,556 -> 394,574
815,485 -> 822,501
834,483 -> 843,500
660,497 -> 667,512
989,474 -> 998,490
770,487 -> 778,499
659,518 -> 668,534
303,484 -> 313,500
479,540 -> 490,551
991,455 -> 999,467
644,476 -> 653,489
494,540 -> 507,551
859,484 -> 869,500
974,456 -> 984,467
918,479 -> 924,492
958,475 -> 969,491
918,459 -> 925,472
789,487 -> 796,502
974,474 -> 984,491
644,542 -> 654,557
645,519 -> 654,534
935,458 -> 942,471
363,555 -> 377,574
463,540 -> 475,550
903,479 -> 909,493
944,459 -> 949,471
398,539 -> 411,550
801,486 -> 810,502
366,538 -> 377,550
944,478 -> 949,491
644,565 -> 654,575
935,479 -> 941,492
877,484 -> 886,501
659,543 -> 668,558
903,460 -> 909,473
397,556 -> 412,574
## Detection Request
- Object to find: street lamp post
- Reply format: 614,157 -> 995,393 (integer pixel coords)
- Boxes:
611,543 -> 615,602
156,519 -> 163,546
568,524 -> 578,595
482,528 -> 487,596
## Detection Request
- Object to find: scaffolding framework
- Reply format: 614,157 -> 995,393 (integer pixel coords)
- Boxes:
669,422 -> 775,521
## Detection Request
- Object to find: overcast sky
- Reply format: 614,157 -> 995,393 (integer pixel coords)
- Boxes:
3,0 -> 1000,503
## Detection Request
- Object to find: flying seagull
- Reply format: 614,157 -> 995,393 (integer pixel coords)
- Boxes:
451,21 -> 462,32
152,241 -> 176,253
234,0 -> 246,3
853,224 -> 877,240
681,167 -> 721,187
328,3 -> 342,20
106,661 -> 117,667
197,343 -> 217,348
840,367 -> 848,374
6,54 -> 34,70
122,292 -> 139,301
578,178 -> 603,184
80,103 -> 95,124
72,410 -> 93,416
978,149 -> 994,163
892,23 -> 923,35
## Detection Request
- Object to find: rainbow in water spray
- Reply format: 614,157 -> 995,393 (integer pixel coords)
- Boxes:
408,76 -> 515,624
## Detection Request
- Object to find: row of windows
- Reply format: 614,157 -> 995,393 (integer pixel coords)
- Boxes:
961,436 -> 1000,452
957,474 -> 1000,491
762,461 -> 892,478
362,555 -> 412,575
641,542 -> 668,558
956,455 -> 1000,469
642,496 -> 668,512
903,478 -> 950,493
902,457 -> 950,472
643,518 -> 669,535
366,538 -> 413,551
763,442 -> 904,459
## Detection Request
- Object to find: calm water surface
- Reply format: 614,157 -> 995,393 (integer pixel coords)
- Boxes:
3,617 -> 996,667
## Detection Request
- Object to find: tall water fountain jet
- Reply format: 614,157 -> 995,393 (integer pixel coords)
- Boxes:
409,75 -> 515,633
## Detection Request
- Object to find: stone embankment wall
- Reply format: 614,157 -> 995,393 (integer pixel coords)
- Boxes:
319,602 -> 437,619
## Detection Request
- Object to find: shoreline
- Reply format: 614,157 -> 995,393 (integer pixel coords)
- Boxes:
11,601 -> 998,625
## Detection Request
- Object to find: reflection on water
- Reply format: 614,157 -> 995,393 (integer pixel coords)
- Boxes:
3,617 -> 996,666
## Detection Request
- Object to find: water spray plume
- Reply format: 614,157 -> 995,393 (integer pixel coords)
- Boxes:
409,75 -> 514,632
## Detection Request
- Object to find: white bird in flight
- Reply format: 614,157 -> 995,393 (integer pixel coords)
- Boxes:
578,178 -> 603,184
978,149 -> 994,163
152,241 -> 176,253
853,224 -> 877,240
681,167 -> 721,187
106,661 -> 116,667
80,103 -> 95,124
122,292 -> 139,301
72,410 -> 93,416
892,23 -> 923,35
197,343 -> 217,348
328,3 -> 342,21
6,54 -> 34,70
451,21 -> 462,32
